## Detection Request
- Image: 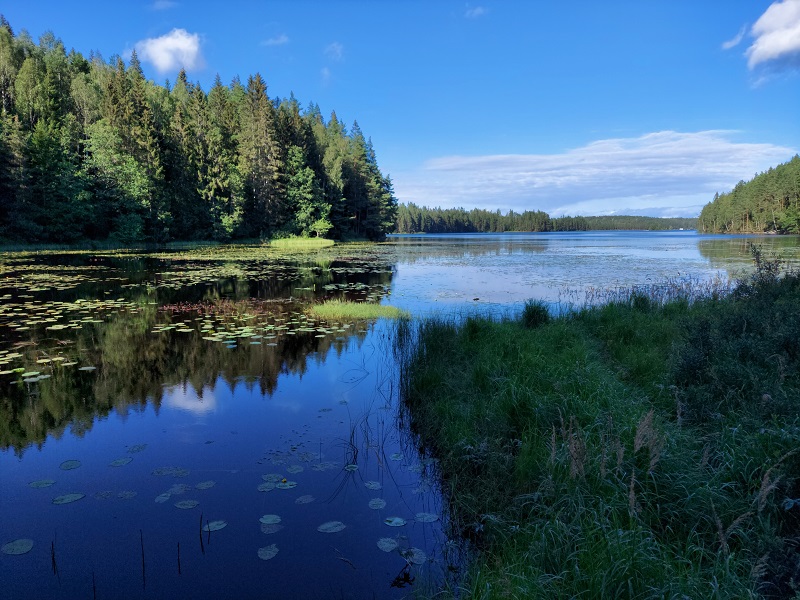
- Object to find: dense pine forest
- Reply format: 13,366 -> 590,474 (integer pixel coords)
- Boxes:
698,155 -> 800,234
0,18 -> 397,244
394,203 -> 697,233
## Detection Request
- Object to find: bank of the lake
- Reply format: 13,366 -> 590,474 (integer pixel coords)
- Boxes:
397,261 -> 800,598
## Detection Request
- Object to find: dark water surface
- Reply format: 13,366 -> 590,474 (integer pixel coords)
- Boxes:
1,231 -> 798,598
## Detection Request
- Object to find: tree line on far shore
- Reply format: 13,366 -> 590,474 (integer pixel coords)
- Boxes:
0,18 -> 397,245
393,203 -> 697,234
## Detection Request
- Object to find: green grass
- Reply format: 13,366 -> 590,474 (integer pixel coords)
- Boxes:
268,236 -> 335,249
309,300 -> 407,321
397,264 -> 800,598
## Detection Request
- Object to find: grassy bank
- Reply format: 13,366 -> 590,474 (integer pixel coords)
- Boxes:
309,299 -> 407,321
268,236 -> 335,249
397,263 -> 800,598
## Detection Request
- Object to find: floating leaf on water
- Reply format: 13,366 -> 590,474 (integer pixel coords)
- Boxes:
95,490 -> 113,500
343,464 -> 358,472
317,521 -> 346,533
20,371 -> 40,378
152,466 -> 189,478
276,481 -> 297,489
257,544 -> 279,560
377,538 -> 398,552
202,520 -> 227,532
154,493 -> 171,503
1,539 -> 33,555
77,366 -> 97,372
259,514 -> 281,525
109,457 -> 132,467
29,479 -> 55,488
389,453 -> 403,461
401,547 -> 427,565
118,491 -> 137,500
257,482 -> 276,492
166,484 -> 191,495
286,465 -> 304,474
52,493 -> 85,505
364,481 -> 382,490
128,444 -> 147,453
407,465 -> 423,474
195,480 -> 215,490
59,460 -> 81,470
295,495 -> 315,505
415,512 -> 439,523
262,473 -> 283,483
368,498 -> 387,510
383,517 -> 406,527
311,461 -> 338,472
260,523 -> 284,534
174,500 -> 199,509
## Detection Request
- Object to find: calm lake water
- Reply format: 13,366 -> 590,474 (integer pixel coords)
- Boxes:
1,231 -> 799,599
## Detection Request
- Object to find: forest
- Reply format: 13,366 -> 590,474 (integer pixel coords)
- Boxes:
394,203 -> 697,233
698,155 -> 800,234
0,18 -> 397,244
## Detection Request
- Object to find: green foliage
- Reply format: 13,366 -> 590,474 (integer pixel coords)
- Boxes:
521,299 -> 550,329
308,299 -> 407,321
699,155 -> 800,234
394,202 -> 698,233
398,271 -> 800,598
0,20 -> 397,245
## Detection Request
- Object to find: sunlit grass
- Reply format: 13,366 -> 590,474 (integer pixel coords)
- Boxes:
268,237 -> 335,249
309,300 -> 407,321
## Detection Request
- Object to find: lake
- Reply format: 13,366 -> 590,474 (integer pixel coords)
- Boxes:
1,231 -> 799,598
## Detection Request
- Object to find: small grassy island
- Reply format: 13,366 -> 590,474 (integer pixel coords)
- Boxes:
398,250 -> 800,598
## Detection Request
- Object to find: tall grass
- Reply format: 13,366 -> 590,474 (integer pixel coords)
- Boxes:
397,258 -> 800,598
309,300 -> 407,321
268,236 -> 335,249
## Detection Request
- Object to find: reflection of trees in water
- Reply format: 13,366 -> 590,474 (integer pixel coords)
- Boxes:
697,237 -> 800,273
0,299 -> 379,455
386,237 -> 549,265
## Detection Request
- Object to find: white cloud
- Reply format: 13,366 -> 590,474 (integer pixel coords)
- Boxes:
261,34 -> 289,47
746,0 -> 800,69
324,42 -> 344,61
165,384 -> 216,414
392,131 -> 796,217
465,6 -> 488,18
135,28 -> 203,74
721,25 -> 746,50
321,66 -> 331,85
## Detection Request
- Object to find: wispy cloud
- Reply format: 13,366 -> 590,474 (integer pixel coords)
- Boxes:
261,34 -> 289,47
150,0 -> 177,10
392,131 -> 796,217
745,0 -> 800,69
721,25 -> 746,50
324,42 -> 344,61
465,6 -> 488,19
135,28 -> 203,74
321,67 -> 331,85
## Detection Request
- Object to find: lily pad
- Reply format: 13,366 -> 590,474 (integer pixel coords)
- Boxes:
364,481 -> 382,490
368,498 -> 387,510
257,544 -> 279,560
29,479 -> 55,488
257,482 -> 276,492
202,520 -> 227,532
1,539 -> 33,555
276,481 -> 297,489
259,514 -> 281,525
59,460 -> 81,470
52,493 -> 85,505
195,480 -> 215,490
175,500 -> 199,509
260,523 -> 284,535
109,457 -> 132,467
128,444 -> 147,453
317,521 -> 346,533
343,464 -> 358,472
117,490 -> 137,499
154,493 -> 171,503
377,538 -> 398,552
415,512 -> 439,523
166,483 -> 191,495
390,453 -> 403,461
401,547 -> 427,565
311,461 -> 338,471
294,495 -> 315,505
261,473 -> 283,483
152,466 -> 189,478
286,465 -> 304,474
383,517 -> 406,527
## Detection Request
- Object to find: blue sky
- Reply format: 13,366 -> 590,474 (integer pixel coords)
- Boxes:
4,1 -> 799,217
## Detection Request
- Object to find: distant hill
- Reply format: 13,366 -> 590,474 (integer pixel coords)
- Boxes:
393,203 -> 697,233
698,155 -> 800,234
